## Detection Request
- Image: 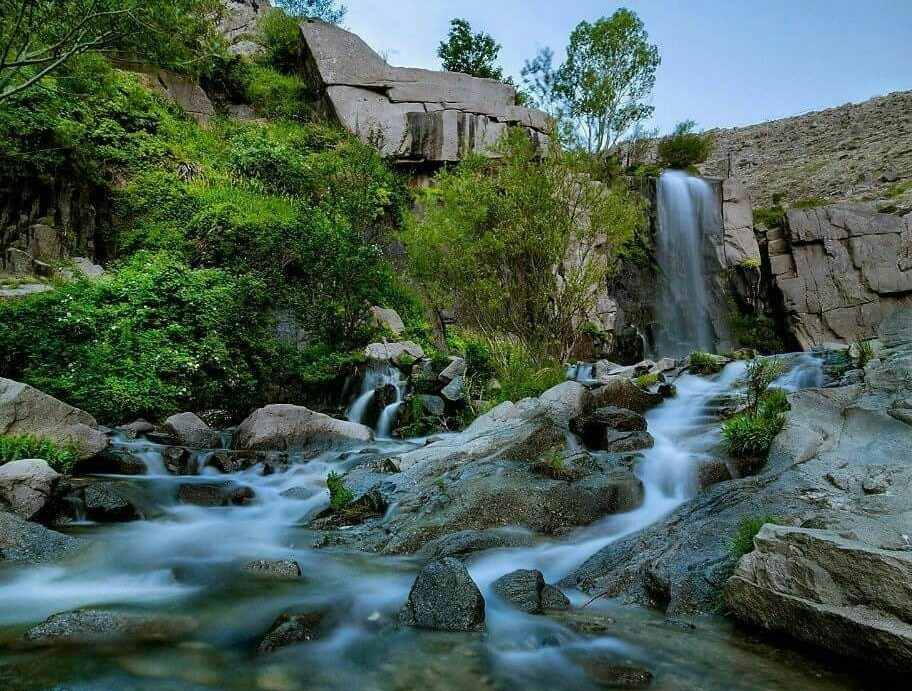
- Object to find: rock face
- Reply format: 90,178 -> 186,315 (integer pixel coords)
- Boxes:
399,558 -> 485,632
369,306 -> 405,335
133,67 -> 215,125
725,525 -> 912,672
769,204 -> 912,347
566,307 -> 912,639
235,404 -> 373,454
699,90 -> 912,212
0,510 -> 83,562
0,459 -> 59,520
0,378 -> 108,460
297,21 -> 550,163
218,0 -> 272,56
364,340 -> 424,364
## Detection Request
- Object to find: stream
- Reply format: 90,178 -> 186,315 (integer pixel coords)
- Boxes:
0,357 -> 867,690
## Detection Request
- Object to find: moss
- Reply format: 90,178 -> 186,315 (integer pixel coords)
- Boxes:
728,514 -> 778,561
633,372 -> 659,389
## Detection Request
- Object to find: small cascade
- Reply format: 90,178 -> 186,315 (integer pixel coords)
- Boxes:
566,362 -> 595,383
653,170 -> 725,358
348,362 -> 407,437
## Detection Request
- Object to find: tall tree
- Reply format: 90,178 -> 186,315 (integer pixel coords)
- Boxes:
273,0 -> 346,24
0,0 -> 218,103
437,18 -> 503,80
522,9 -> 660,153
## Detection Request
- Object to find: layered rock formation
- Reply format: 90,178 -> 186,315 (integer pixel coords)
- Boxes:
767,204 -> 912,347
296,21 -> 550,163
700,90 -> 912,212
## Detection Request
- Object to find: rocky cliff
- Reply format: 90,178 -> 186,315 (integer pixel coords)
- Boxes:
699,90 -> 912,213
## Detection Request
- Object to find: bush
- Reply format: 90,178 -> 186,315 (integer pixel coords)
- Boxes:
730,312 -> 784,355
753,205 -> 786,230
722,412 -> 782,458
688,351 -> 726,375
258,8 -> 304,74
633,372 -> 660,389
241,63 -> 314,121
0,435 -> 79,474
657,120 -> 713,170
728,514 -> 777,561
487,337 -> 565,403
743,357 -> 786,414
853,339 -> 875,368
326,471 -> 354,511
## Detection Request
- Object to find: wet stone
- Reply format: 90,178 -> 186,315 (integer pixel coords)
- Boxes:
83,483 -> 141,522
243,559 -> 302,580
257,610 -> 327,653
177,482 -> 255,507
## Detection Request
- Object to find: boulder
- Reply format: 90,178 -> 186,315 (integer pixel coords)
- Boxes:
177,482 -> 255,507
725,525 -> 912,672
571,406 -> 646,438
438,357 -> 466,384
369,306 -> 405,335
419,528 -> 536,561
588,377 -> 662,414
163,412 -> 219,449
600,430 -> 655,453
0,378 -> 108,460
0,510 -> 83,562
399,558 -> 485,632
440,375 -> 465,404
0,459 -> 60,520
116,419 -> 154,438
235,404 -> 373,455
416,395 -> 446,417
23,609 -> 198,647
364,341 -> 424,365
83,482 -> 141,522
258,609 -> 326,653
243,559 -> 302,580
491,569 -> 570,614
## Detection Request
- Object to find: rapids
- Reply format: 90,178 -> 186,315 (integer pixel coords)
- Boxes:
0,356 -> 866,690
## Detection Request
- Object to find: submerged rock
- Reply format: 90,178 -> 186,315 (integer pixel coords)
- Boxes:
0,377 -> 108,460
235,404 -> 373,456
243,559 -> 302,580
177,482 -> 255,507
491,568 -> 571,614
0,458 -> 60,520
257,609 -> 327,653
570,654 -> 653,689
0,510 -> 83,563
23,609 -> 198,646
725,525 -> 912,672
399,558 -> 486,632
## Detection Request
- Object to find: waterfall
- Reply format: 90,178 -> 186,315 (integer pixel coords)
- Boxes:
653,170 -> 722,358
347,363 -> 406,437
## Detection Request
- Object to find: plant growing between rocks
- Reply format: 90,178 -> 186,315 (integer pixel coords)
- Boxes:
0,434 -> 78,473
326,471 -> 354,512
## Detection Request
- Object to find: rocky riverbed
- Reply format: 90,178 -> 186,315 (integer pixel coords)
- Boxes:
1,312 -> 910,689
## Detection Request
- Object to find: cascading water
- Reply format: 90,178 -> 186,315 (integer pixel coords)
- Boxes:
347,363 -> 406,437
653,170 -> 724,358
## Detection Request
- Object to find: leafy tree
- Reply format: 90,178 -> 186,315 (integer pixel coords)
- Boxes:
522,9 -> 660,153
273,0 -> 346,24
0,0 -> 219,102
402,128 -> 646,361
657,120 -> 714,170
437,18 -> 503,80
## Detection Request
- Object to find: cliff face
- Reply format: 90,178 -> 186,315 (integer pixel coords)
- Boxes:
699,91 -> 912,213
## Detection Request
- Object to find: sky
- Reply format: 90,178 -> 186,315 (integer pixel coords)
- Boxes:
341,0 -> 912,134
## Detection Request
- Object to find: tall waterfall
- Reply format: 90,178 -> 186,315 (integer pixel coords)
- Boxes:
653,170 -> 723,358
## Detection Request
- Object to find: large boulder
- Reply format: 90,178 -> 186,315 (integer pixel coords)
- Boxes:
588,377 -> 663,414
570,406 -> 652,451
23,609 -> 198,647
163,412 -> 219,449
235,404 -> 373,455
0,378 -> 108,460
491,569 -> 570,614
0,510 -> 83,562
0,459 -> 59,519
399,558 -> 485,632
725,525 -> 912,672
364,340 -> 424,365
369,306 -> 405,336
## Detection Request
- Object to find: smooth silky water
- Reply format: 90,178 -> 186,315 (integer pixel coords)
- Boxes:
0,358 -> 866,690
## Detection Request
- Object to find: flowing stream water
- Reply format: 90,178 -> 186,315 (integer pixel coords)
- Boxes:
653,171 -> 725,358
0,355 -> 867,690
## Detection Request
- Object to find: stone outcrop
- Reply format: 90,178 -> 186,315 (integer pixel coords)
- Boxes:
23,609 -> 198,647
364,340 -> 424,364
399,558 -> 486,632
725,524 -> 912,672
163,412 -> 220,449
769,204 -> 912,347
699,90 -> 912,212
218,0 -> 272,56
0,510 -> 84,563
235,404 -> 373,454
297,21 -> 550,163
0,378 -> 108,460
0,459 -> 60,520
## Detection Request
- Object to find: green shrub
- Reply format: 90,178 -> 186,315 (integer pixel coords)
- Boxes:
728,514 -> 777,561
633,372 -> 660,388
853,339 -> 875,368
0,435 -> 79,474
688,351 -> 726,375
729,312 -> 784,355
326,471 -> 354,511
753,205 -> 786,230
488,337 -> 565,403
722,412 -> 781,458
744,357 -> 786,415
657,120 -> 713,170
258,8 -> 304,74
241,63 -> 314,121
792,196 -> 829,209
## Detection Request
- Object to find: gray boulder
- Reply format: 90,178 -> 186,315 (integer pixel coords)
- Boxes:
83,482 -> 141,522
491,569 -> 571,614
243,559 -> 302,580
163,412 -> 219,449
23,609 -> 198,646
0,458 -> 60,520
177,482 -> 255,507
0,510 -> 83,562
440,375 -> 465,404
258,609 -> 326,653
399,558 -> 485,632
235,404 -> 373,455
570,406 -> 648,450
369,306 -> 405,336
588,377 -> 663,414
725,525 -> 912,672
0,378 -> 108,460
364,340 -> 424,365
438,357 -> 466,383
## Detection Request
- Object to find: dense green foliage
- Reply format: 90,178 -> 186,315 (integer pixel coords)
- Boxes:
273,0 -> 346,24
257,9 -> 306,75
522,9 -> 660,152
326,471 -> 354,511
438,18 -> 504,81
723,359 -> 789,459
403,129 -> 645,362
0,435 -> 79,474
728,514 -> 777,561
730,312 -> 785,355
657,120 -> 713,170
688,351 -> 727,375
753,205 -> 786,230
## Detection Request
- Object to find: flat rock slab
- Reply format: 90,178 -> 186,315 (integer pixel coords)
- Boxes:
23,609 -> 198,647
0,510 -> 83,563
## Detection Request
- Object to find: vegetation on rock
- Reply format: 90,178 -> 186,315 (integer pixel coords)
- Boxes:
0,434 -> 78,473
657,120 -> 714,171
728,514 -> 778,561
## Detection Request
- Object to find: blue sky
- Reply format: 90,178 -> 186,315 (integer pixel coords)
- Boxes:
342,0 -> 912,134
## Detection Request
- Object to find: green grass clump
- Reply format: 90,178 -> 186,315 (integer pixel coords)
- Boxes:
853,339 -> 875,369
722,412 -> 783,458
633,372 -> 660,389
326,471 -> 355,511
728,514 -> 778,561
0,435 -> 79,474
753,205 -> 786,230
688,351 -> 726,375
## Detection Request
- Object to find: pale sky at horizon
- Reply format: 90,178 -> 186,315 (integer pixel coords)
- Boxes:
340,0 -> 912,134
